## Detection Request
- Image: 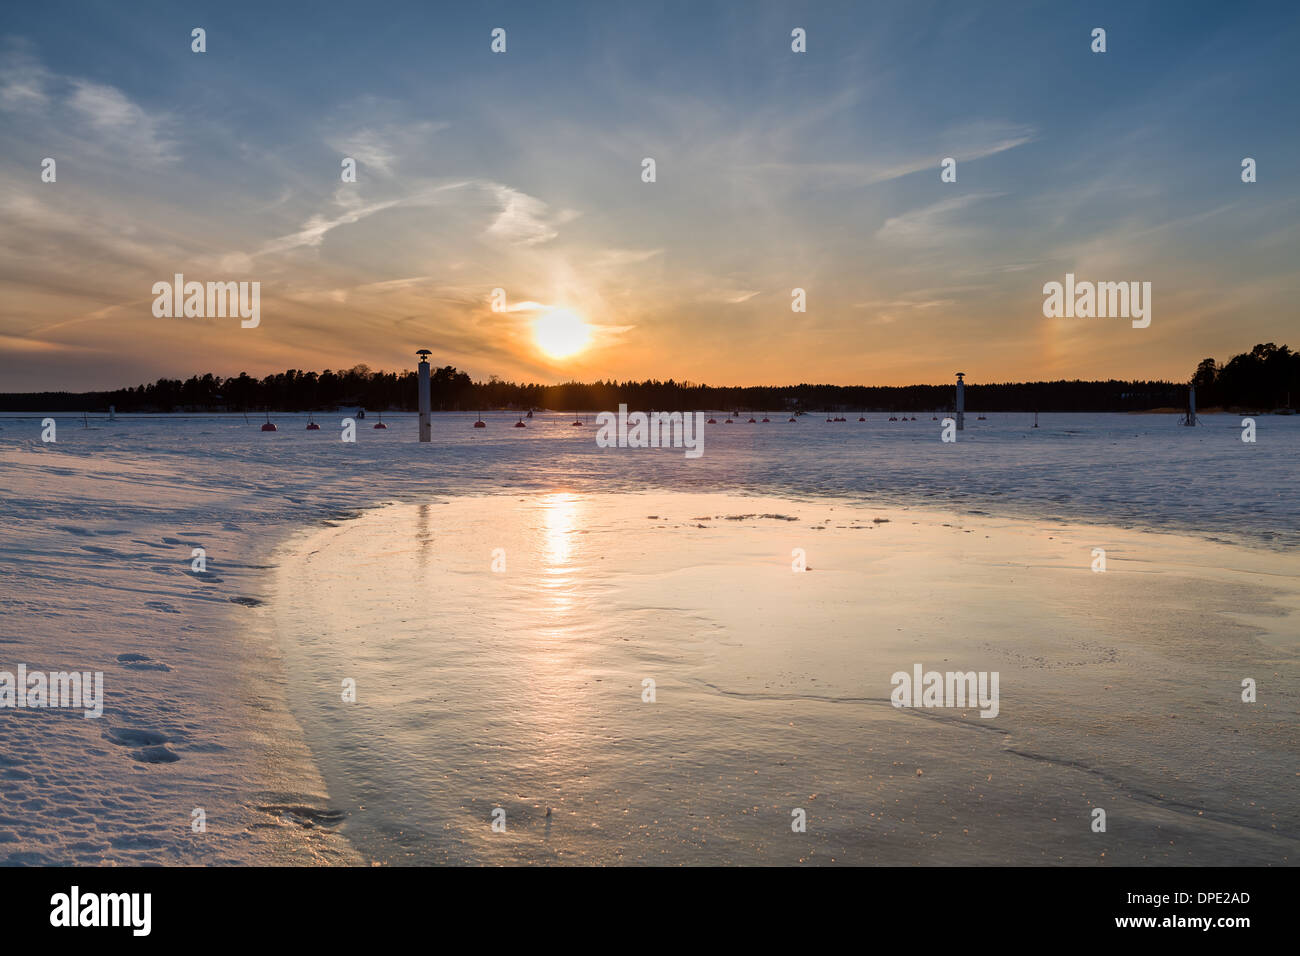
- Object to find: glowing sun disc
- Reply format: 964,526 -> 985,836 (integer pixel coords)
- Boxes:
534,310 -> 592,359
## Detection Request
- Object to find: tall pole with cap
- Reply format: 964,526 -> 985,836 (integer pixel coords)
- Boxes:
955,372 -> 965,431
417,349 -> 432,442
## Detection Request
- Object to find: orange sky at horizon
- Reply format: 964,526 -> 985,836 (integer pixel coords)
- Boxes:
2,9 -> 1296,393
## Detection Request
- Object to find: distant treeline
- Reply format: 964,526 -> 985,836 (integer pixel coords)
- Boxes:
3,344 -> 1295,414
1190,342 -> 1299,411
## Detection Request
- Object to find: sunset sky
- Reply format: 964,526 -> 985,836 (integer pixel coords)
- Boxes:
1,0 -> 1297,392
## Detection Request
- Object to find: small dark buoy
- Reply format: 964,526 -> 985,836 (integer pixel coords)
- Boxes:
514,418 -> 526,428
761,417 -> 770,423
707,417 -> 717,424
373,412 -> 387,429
474,420 -> 486,428
748,417 -> 756,423
306,422 -> 319,430
725,418 -> 734,424
788,417 -> 796,423
261,411 -> 276,432
572,418 -> 583,426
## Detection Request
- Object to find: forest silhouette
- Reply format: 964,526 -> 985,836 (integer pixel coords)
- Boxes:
4,344 -> 1296,414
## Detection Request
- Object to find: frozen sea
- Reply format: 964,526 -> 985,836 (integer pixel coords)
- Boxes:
0,411 -> 1296,864
3,409 -> 1293,546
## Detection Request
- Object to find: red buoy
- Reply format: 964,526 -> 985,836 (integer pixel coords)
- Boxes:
707,417 -> 717,424
261,422 -> 276,431
306,422 -> 320,430
473,420 -> 486,428
514,419 -> 526,428
761,417 -> 770,422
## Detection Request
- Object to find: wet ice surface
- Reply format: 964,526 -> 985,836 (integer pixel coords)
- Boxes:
274,492 -> 1299,865
0,411 -> 1295,864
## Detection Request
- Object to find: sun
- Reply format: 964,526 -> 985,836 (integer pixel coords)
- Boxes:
533,309 -> 592,359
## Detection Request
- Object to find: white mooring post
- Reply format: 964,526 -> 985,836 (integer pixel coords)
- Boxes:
417,349 -> 432,442
1183,384 -> 1198,426
955,372 -> 966,431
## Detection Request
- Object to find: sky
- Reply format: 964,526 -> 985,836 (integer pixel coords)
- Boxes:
0,0 -> 1297,392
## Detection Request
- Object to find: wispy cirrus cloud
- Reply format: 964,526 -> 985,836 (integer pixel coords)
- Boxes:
258,190 -> 412,255
0,42 -> 176,165
876,192 -> 1004,246
324,108 -> 450,178
0,40 -> 50,109
736,120 -> 1036,188
484,184 -> 575,246
66,80 -> 176,162
256,179 -> 573,258
706,288 -> 760,304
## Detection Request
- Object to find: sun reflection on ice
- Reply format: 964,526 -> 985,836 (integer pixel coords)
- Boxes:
536,492 -> 583,618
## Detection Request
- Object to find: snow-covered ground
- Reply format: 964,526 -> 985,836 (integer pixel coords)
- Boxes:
0,411 -> 1295,864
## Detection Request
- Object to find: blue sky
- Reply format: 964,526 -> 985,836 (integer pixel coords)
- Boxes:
1,0 -> 1297,390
